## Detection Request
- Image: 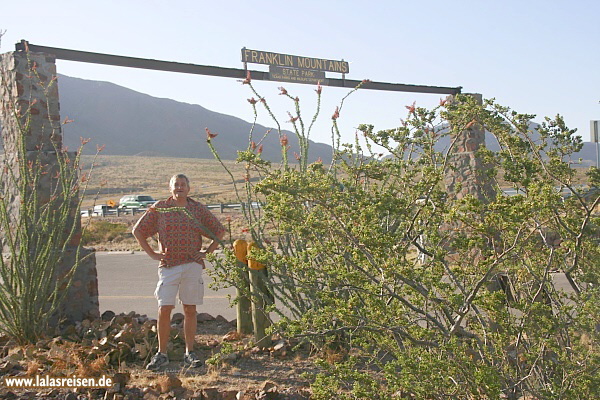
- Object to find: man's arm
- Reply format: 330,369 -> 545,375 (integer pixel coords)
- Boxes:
133,227 -> 164,262
204,230 -> 225,255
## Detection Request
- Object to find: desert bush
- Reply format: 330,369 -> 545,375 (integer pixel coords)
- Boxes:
208,78 -> 600,398
81,219 -> 131,246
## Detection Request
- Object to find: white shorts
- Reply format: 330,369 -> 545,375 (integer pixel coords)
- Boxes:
154,262 -> 204,306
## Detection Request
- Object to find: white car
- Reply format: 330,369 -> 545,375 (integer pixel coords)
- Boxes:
118,195 -> 156,209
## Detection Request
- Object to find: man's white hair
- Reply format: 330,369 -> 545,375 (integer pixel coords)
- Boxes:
169,173 -> 190,189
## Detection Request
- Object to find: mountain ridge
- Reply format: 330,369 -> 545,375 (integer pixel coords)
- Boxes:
56,74 -> 333,162
0,74 -> 597,165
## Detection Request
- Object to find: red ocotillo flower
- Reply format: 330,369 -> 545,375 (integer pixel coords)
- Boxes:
97,144 -> 106,152
62,116 -> 74,125
247,97 -> 258,105
287,112 -> 298,123
280,135 -> 289,146
332,106 -> 340,120
439,97 -> 448,106
315,81 -> 322,95
250,141 -> 257,150
257,144 -> 263,154
206,128 -> 218,140
406,101 -> 416,114
278,87 -> 288,95
294,152 -> 300,161
243,70 -> 251,84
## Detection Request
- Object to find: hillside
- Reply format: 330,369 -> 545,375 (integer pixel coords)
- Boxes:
56,75 -> 332,162
0,74 -> 597,164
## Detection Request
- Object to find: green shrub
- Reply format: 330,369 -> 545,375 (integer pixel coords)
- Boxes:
208,82 -> 600,398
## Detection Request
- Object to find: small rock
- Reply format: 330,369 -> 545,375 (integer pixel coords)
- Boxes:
262,381 -> 278,392
169,386 -> 187,397
237,390 -> 257,400
222,352 -> 241,364
109,382 -> 123,394
156,373 -> 182,394
142,387 -> 161,399
101,310 -> 116,321
222,330 -> 242,342
171,313 -> 185,325
270,340 -> 288,357
256,382 -> 280,399
112,372 -> 130,387
222,390 -> 238,400
197,313 -> 215,322
202,387 -> 221,400
215,315 -> 229,324
111,315 -> 127,326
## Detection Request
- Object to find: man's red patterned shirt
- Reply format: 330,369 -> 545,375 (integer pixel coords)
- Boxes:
133,197 -> 225,268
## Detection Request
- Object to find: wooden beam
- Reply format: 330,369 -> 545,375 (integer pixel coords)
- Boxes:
16,40 -> 462,95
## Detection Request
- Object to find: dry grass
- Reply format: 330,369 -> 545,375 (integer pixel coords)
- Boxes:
81,155 -> 593,209
81,155 -> 251,208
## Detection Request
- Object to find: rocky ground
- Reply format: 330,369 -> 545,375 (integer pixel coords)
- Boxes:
0,311 -> 319,399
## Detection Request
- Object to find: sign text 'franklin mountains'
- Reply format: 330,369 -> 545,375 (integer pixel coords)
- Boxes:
241,49 -> 349,74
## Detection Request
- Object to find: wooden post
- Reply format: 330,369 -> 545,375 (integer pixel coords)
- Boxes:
220,203 -> 225,213
232,239 -> 253,334
236,264 -> 253,334
250,268 -> 272,348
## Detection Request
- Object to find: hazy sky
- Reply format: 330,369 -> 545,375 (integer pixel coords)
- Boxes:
1,0 -> 599,151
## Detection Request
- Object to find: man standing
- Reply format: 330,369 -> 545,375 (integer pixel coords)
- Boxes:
133,174 -> 225,370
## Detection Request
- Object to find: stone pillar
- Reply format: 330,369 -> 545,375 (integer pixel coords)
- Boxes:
444,93 -> 496,203
0,49 -> 99,323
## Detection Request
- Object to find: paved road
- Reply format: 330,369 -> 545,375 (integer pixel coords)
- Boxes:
96,252 -> 577,322
96,252 -> 237,321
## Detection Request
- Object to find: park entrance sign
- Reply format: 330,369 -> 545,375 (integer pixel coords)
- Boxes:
241,48 -> 350,86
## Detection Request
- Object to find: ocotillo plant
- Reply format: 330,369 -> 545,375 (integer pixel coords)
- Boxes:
0,51 -> 100,344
